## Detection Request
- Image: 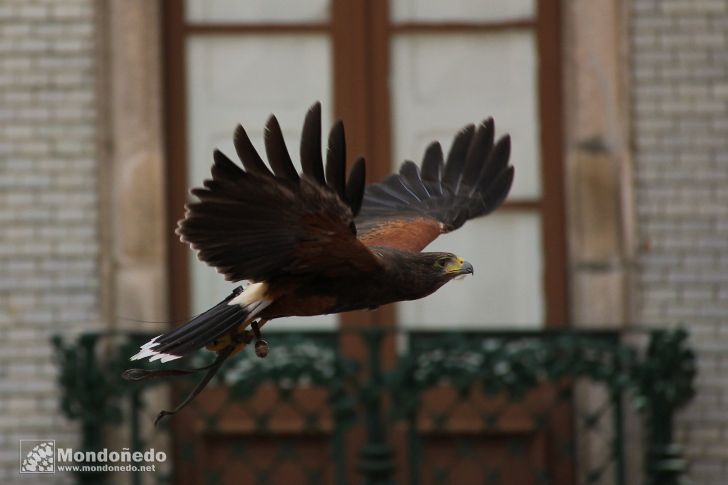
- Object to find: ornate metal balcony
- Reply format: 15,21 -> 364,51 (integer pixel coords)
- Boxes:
52,327 -> 695,485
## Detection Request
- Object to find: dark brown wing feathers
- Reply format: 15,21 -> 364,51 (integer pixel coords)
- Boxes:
442,123 -> 475,191
264,115 -> 299,182
233,124 -> 273,178
300,102 -> 326,185
300,102 -> 368,211
212,149 -> 244,182
346,157 -> 366,216
398,161 -> 431,200
356,118 -> 514,252
326,120 -> 347,200
461,118 -> 494,190
178,105 -> 377,283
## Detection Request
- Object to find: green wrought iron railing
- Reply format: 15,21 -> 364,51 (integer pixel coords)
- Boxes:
52,327 -> 695,485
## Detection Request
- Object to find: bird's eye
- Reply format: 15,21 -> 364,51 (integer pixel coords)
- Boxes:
436,258 -> 449,268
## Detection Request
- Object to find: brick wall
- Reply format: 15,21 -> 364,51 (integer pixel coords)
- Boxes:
631,1 -> 728,483
0,0 -> 97,482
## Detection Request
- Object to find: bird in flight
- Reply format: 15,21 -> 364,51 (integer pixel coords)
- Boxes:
123,102 -> 514,423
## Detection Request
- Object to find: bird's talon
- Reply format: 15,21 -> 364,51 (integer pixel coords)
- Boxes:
251,321 -> 269,357
254,339 -> 269,358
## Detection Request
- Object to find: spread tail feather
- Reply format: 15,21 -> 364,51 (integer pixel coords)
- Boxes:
130,284 -> 270,363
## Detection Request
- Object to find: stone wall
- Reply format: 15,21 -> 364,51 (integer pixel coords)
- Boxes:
0,0 -> 97,482
631,1 -> 728,483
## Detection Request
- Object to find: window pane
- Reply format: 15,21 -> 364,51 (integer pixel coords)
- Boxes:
391,0 -> 535,23
397,213 -> 545,328
186,35 -> 335,329
391,31 -> 541,199
186,0 -> 330,23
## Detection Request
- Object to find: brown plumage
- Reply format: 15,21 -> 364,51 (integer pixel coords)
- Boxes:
124,102 -> 514,424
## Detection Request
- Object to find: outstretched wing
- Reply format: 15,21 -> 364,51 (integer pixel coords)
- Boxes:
356,119 -> 514,252
177,103 -> 380,282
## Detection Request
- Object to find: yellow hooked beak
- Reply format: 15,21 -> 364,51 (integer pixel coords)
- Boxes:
445,257 -> 474,276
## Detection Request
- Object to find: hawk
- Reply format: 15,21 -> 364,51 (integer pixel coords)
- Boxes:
124,103 -> 514,423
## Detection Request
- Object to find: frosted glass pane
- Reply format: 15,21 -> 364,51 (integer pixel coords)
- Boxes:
391,32 -> 541,198
397,213 -> 545,328
186,35 -> 335,329
392,0 -> 535,22
186,0 -> 330,23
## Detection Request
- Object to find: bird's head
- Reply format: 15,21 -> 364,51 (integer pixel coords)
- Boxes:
421,252 -> 474,280
378,249 -> 475,301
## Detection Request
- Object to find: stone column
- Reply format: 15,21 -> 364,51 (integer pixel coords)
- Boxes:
98,0 -> 168,330
562,0 -> 639,482
95,2 -> 170,483
563,0 -> 636,328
